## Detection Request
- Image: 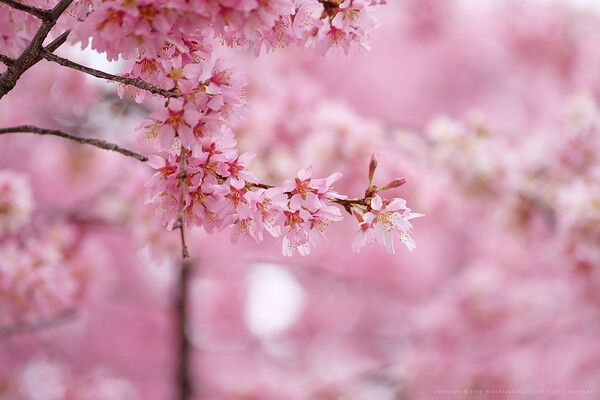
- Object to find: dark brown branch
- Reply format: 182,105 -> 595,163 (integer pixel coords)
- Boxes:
318,0 -> 343,17
175,148 -> 190,259
175,259 -> 193,400
48,0 -> 74,18
0,308 -> 77,338
0,125 -> 148,162
0,0 -> 51,20
334,197 -> 368,207
0,54 -> 15,67
246,181 -> 368,209
45,30 -> 71,53
42,51 -> 180,98
251,182 -> 274,190
0,54 -> 14,66
0,0 -> 74,99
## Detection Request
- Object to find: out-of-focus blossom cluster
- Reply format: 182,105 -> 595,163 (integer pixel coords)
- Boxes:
417,95 -> 600,270
234,63 -> 387,186
0,170 -> 97,326
0,171 -> 33,235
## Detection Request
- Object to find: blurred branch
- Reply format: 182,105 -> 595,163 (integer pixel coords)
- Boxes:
42,51 -> 180,98
0,125 -> 148,162
0,0 -> 74,99
175,259 -> 193,400
0,308 -> 77,339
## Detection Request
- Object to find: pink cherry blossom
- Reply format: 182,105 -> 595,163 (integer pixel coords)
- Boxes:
145,98 -> 201,150
230,187 -> 286,244
353,194 -> 423,254
277,166 -> 346,256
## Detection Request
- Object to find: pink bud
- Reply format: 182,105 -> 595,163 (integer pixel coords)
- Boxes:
382,177 -> 407,190
368,154 -> 378,182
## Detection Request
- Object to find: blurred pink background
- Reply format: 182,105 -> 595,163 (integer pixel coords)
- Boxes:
2,1 -> 600,399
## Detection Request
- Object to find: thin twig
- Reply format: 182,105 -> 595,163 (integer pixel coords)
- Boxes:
228,178 -> 369,209
0,0 -> 51,20
176,148 -> 190,259
0,308 -> 77,338
42,51 -> 180,98
176,259 -> 193,400
246,181 -> 368,210
0,125 -> 148,162
334,197 -> 368,207
251,182 -> 274,190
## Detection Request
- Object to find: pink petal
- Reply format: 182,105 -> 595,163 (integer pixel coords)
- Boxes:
387,198 -> 407,211
297,166 -> 313,180
371,195 -> 383,211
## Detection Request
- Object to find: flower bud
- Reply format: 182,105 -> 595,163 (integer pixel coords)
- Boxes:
381,177 -> 407,190
368,154 -> 378,183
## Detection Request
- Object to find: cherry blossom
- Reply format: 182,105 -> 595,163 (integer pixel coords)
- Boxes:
352,194 -> 422,254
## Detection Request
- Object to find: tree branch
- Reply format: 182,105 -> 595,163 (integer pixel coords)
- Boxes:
0,54 -> 14,66
48,0 -> 74,18
0,0 -> 74,99
0,0 -> 52,20
246,181 -> 368,211
0,125 -> 148,162
42,50 -> 180,98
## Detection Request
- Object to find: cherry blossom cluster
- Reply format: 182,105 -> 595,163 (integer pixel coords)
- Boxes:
0,170 -> 96,325
1,0 -> 387,78
350,156 -> 423,254
0,0 -> 413,259
0,0 -> 399,258
11,0 -> 391,257
68,0 -> 418,257
67,0 -> 386,105
65,0 -> 385,59
146,147 -> 421,256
